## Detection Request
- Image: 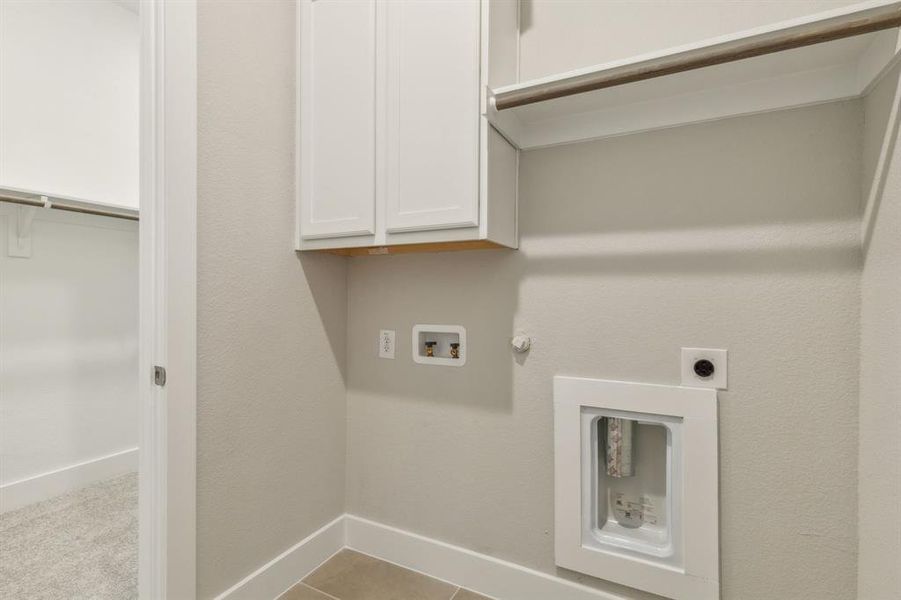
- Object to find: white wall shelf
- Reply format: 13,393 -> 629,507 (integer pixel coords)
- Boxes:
0,0 -> 139,209
488,0 -> 901,149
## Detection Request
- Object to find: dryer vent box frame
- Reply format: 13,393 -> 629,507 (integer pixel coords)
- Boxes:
553,376 -> 719,600
412,324 -> 466,367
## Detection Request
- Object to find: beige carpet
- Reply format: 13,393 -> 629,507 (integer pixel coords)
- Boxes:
0,473 -> 138,599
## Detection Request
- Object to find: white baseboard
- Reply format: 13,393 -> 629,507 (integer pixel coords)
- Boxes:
345,515 -> 629,600
213,513 -> 631,600
0,447 -> 138,514
214,515 -> 345,600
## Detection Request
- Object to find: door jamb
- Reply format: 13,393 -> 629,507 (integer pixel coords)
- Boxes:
139,0 -> 197,598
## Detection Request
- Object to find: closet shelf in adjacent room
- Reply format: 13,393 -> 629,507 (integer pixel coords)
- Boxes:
0,186 -> 139,221
487,0 -> 901,149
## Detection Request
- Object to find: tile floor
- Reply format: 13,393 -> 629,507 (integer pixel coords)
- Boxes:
279,549 -> 493,600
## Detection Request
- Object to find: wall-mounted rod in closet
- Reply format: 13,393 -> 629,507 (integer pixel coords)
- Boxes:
493,1 -> 901,110
0,193 -> 139,222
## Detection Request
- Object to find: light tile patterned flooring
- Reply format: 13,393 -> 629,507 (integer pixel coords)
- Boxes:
279,549 -> 493,600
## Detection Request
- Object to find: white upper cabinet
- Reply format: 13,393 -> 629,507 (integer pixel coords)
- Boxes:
297,0 -> 520,255
385,0 -> 481,233
298,0 -> 376,240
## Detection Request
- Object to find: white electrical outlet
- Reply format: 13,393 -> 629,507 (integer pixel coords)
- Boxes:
379,330 -> 395,359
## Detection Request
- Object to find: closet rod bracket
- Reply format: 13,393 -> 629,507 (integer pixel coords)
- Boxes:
8,205 -> 37,258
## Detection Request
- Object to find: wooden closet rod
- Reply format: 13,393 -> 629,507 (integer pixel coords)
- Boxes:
494,1 -> 901,110
0,194 -> 139,221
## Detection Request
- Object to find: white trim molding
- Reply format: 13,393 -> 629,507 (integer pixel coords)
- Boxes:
0,448 -> 138,514
214,514 -> 636,600
213,516 -> 345,600
139,0 -> 197,598
345,515 -> 632,600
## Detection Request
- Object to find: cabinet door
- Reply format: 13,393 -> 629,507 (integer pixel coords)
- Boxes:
298,0 -> 376,240
385,0 -> 481,233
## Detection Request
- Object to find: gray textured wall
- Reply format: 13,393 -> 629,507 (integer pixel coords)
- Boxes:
858,64 -> 901,599
518,0 -> 862,81
192,2 -> 879,598
197,1 -> 347,597
346,102 -> 862,599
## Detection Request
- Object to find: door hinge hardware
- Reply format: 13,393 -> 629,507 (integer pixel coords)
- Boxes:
154,365 -> 167,386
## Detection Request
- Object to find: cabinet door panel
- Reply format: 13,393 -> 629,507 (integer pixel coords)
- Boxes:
299,0 -> 376,239
386,0 -> 481,233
